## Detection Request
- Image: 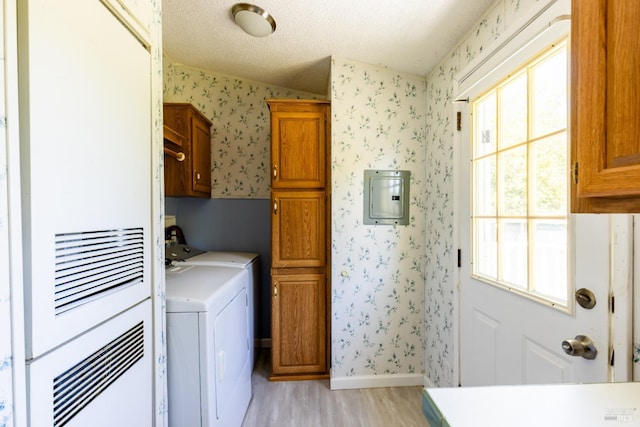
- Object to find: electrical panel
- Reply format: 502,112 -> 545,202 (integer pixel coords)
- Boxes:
363,170 -> 410,225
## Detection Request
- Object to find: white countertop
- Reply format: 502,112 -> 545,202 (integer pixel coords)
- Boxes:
423,382 -> 640,426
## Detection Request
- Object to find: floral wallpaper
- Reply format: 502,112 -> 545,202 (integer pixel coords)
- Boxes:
164,54 -> 429,382
162,58 -> 321,199
424,50 -> 457,387
329,57 -> 427,381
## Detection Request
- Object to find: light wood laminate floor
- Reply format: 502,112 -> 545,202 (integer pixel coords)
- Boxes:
241,349 -> 428,427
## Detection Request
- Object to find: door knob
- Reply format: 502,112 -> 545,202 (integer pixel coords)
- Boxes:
561,335 -> 597,360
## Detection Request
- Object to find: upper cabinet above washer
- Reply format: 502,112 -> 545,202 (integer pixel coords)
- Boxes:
571,0 -> 640,213
164,103 -> 213,198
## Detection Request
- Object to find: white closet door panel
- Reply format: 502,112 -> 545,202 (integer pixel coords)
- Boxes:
20,0 -> 151,358
100,0 -> 152,46
27,300 -> 152,427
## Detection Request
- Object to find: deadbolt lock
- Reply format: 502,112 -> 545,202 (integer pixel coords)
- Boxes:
575,288 -> 596,309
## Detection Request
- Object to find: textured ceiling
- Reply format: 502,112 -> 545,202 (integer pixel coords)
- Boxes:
162,0 -> 495,95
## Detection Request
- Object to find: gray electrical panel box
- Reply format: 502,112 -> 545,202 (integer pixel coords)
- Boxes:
363,170 -> 410,225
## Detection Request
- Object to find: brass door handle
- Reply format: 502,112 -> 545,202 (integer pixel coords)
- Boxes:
273,283 -> 278,297
273,165 -> 278,179
273,200 -> 278,214
561,335 -> 597,360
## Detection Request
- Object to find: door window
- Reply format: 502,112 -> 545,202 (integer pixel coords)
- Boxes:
471,38 -> 569,306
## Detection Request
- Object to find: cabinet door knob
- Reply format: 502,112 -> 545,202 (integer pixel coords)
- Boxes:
273,283 -> 278,297
273,200 -> 278,214
273,165 -> 278,179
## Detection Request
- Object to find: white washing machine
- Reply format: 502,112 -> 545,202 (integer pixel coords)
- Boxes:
166,265 -> 252,427
167,246 -> 259,366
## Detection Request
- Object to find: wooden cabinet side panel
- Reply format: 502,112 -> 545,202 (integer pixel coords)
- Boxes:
606,0 -> 640,168
164,106 -> 192,196
572,0 -> 640,207
272,191 -> 326,267
271,273 -> 327,375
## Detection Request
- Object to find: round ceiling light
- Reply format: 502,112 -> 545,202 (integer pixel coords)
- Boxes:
231,3 -> 276,37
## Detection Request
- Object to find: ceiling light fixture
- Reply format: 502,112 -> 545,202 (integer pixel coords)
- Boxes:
231,3 -> 276,37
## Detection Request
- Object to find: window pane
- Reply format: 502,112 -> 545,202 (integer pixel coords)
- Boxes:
499,73 -> 527,149
532,220 -> 567,302
531,46 -> 567,138
470,38 -> 569,309
474,92 -> 496,157
474,218 -> 497,280
474,156 -> 496,216
531,133 -> 567,215
498,145 -> 527,216
499,219 -> 527,288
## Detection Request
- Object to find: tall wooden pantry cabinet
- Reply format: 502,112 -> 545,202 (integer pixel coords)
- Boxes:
267,99 -> 331,380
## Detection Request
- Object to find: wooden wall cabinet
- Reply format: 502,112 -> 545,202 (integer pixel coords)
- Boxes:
164,103 -> 212,198
571,0 -> 640,213
267,99 -> 330,380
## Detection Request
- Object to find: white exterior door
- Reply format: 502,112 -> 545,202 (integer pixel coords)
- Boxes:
455,0 -> 628,386
458,189 -> 614,385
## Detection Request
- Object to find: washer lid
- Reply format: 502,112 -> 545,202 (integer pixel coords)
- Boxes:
177,251 -> 259,268
165,265 -> 245,312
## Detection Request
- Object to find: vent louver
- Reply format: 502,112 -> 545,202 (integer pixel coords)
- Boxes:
53,321 -> 145,427
55,228 -> 144,315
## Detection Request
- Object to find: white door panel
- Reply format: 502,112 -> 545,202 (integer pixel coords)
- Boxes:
27,300 -> 152,427
458,100 -> 614,385
454,0 -> 627,386
19,0 -> 152,358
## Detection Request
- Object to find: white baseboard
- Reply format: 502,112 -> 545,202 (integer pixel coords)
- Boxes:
423,375 -> 436,388
330,373 -> 424,390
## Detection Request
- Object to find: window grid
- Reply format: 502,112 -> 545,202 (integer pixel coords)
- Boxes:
470,38 -> 568,306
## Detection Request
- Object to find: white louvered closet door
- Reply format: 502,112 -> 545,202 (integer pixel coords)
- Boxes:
19,0 -> 153,424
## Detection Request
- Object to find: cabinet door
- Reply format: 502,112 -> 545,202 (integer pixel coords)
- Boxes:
163,103 -> 211,198
271,110 -> 326,189
571,0 -> 640,212
272,191 -> 326,267
271,273 -> 326,376
191,115 -> 211,194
